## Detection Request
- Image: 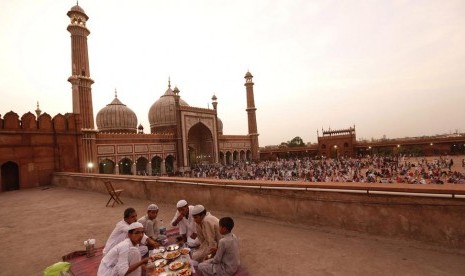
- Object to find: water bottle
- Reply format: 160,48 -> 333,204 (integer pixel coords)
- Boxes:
159,219 -> 166,236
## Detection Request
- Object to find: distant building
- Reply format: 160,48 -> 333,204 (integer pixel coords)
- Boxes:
0,4 -> 259,191
259,126 -> 465,160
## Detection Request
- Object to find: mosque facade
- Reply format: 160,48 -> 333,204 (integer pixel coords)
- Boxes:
0,4 -> 259,191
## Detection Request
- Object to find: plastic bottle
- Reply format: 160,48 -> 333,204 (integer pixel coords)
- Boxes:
159,219 -> 166,235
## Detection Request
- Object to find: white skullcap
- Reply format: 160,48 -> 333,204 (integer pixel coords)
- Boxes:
128,222 -> 144,231
147,204 -> 159,211
191,204 -> 205,216
176,200 -> 188,208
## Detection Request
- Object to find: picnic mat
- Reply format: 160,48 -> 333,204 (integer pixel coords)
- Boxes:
62,228 -> 181,276
62,246 -> 103,276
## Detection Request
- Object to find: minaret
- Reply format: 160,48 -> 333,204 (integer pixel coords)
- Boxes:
67,4 -> 97,173
244,71 -> 260,161
67,4 -> 94,129
173,85 -> 184,172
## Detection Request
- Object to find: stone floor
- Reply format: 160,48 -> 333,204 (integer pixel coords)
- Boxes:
0,186 -> 464,275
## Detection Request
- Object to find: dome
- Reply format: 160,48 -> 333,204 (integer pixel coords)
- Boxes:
96,96 -> 138,133
217,117 -> 223,134
148,86 -> 189,132
70,5 -> 85,14
71,5 -> 85,13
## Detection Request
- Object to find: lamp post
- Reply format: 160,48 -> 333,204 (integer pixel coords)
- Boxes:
87,162 -> 94,173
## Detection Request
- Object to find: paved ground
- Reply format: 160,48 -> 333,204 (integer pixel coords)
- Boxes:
0,186 -> 464,275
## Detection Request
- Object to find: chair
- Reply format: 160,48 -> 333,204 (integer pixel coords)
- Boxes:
104,181 -> 124,207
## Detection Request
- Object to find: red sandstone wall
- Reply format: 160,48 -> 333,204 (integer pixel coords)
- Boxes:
52,173 -> 465,248
0,112 -> 81,190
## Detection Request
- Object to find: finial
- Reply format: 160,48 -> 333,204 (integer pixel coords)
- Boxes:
115,88 -> 118,98
35,101 -> 42,117
77,0 -> 79,5
168,76 -> 171,88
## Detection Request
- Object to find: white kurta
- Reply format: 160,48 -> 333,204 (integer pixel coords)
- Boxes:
97,238 -> 142,276
103,220 -> 148,256
171,205 -> 200,247
192,212 -> 222,262
138,215 -> 166,241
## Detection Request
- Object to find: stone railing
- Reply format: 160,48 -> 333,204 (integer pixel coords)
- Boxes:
52,173 -> 465,248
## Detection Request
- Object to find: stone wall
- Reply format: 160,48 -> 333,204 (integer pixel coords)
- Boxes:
52,173 -> 465,248
0,112 -> 81,190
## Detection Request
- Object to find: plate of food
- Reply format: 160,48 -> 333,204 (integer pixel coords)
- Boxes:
179,248 -> 190,255
154,259 -> 167,267
176,268 -> 191,276
151,252 -> 164,260
164,250 -> 181,260
168,261 -> 184,271
166,244 -> 180,251
150,266 -> 167,275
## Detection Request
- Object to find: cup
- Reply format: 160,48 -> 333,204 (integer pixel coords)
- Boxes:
86,243 -> 95,258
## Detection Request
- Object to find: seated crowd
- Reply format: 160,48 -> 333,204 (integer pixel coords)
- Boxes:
98,201 -> 240,276
184,155 -> 465,184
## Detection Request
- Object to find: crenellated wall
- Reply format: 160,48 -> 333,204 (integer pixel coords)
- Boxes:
0,111 -> 82,191
52,173 -> 465,248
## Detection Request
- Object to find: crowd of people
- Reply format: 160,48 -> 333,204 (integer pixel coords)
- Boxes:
98,201 -> 240,276
184,155 -> 465,184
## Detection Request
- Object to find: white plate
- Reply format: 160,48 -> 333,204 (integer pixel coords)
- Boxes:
154,259 -> 167,267
166,244 -> 180,251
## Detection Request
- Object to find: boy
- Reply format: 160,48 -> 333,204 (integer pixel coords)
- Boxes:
98,222 -> 155,276
138,203 -> 167,243
198,217 -> 240,276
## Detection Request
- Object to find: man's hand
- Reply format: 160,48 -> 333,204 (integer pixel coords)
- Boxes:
172,214 -> 184,226
209,247 -> 217,257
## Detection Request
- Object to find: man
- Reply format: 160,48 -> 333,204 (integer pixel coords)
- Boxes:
171,199 -> 200,247
191,204 -> 222,262
103,207 -> 159,256
138,203 -> 166,243
98,222 -> 154,276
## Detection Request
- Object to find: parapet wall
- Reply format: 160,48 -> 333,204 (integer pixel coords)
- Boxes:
52,173 -> 465,248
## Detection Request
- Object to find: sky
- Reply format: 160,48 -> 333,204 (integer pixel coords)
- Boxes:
0,0 -> 464,146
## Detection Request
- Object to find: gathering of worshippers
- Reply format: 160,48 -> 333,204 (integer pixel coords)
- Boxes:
97,200 -> 240,276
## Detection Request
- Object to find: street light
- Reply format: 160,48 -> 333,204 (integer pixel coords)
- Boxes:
87,162 -> 94,173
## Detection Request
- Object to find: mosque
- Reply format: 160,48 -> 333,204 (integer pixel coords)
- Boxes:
1,4 -> 464,192
0,4 -> 259,191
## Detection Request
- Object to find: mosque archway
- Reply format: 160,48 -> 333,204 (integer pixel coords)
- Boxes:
246,150 -> 252,161
136,157 -> 148,175
151,156 -> 162,176
219,152 -> 225,164
187,122 -> 214,165
1,161 -> 19,191
165,155 -> 175,174
99,159 -> 115,174
226,151 -> 232,165
118,158 -> 133,175
233,151 -> 239,162
331,145 -> 339,159
240,150 -> 246,161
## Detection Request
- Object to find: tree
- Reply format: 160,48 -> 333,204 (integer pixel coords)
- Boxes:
282,136 -> 305,147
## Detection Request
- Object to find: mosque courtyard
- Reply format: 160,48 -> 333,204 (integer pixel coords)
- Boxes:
0,186 -> 464,275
